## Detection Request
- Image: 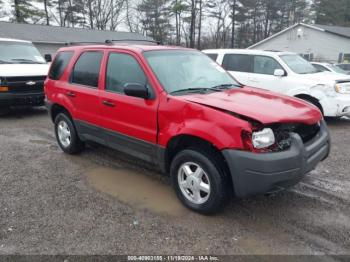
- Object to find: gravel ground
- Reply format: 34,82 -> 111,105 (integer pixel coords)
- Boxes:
0,107 -> 349,256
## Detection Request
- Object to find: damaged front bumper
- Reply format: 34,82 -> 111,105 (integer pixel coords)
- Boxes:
222,120 -> 330,198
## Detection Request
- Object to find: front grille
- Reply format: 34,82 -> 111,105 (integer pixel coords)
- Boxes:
3,76 -> 46,93
268,122 -> 320,152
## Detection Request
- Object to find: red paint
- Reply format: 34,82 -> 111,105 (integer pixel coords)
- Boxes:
45,44 -> 322,152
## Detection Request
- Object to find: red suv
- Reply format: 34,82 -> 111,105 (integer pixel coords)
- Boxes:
45,42 -> 330,214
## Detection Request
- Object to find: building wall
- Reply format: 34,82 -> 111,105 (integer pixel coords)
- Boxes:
33,42 -> 63,56
250,25 -> 350,63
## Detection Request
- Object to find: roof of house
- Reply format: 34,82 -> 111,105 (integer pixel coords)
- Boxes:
0,21 -> 152,44
249,23 -> 350,49
314,24 -> 350,38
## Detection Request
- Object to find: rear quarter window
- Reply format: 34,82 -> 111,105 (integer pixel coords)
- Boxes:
222,54 -> 252,73
205,53 -> 218,61
48,51 -> 74,80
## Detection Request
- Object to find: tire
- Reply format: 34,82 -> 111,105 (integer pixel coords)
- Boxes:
54,113 -> 84,154
170,147 -> 230,215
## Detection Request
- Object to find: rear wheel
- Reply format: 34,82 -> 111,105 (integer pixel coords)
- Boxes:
54,113 -> 84,154
170,148 -> 230,214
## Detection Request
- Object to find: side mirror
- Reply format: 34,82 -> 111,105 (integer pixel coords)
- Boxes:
274,69 -> 285,77
44,54 -> 52,63
124,83 -> 149,99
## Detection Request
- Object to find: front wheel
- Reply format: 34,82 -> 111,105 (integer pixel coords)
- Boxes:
170,148 -> 230,214
54,113 -> 84,154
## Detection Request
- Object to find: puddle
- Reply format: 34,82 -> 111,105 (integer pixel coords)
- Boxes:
86,167 -> 187,216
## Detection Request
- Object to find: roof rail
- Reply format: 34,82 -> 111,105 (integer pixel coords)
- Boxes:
64,39 -> 160,46
264,49 -> 282,52
105,39 -> 160,45
65,41 -> 105,46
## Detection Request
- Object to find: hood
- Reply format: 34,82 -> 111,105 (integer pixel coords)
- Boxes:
296,71 -> 350,83
181,87 -> 322,125
0,64 -> 50,77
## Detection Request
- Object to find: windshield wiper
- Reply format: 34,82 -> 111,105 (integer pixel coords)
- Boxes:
170,87 -> 222,95
11,58 -> 44,64
0,59 -> 13,64
211,83 -> 241,90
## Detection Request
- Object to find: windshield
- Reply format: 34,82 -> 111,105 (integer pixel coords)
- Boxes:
330,64 -> 349,74
144,50 -> 240,94
280,54 -> 318,74
0,41 -> 46,64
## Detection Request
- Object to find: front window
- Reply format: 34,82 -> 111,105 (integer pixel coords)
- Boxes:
144,50 -> 240,94
280,54 -> 318,74
0,41 -> 46,64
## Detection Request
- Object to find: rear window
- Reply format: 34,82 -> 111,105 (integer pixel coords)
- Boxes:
222,54 -> 252,72
71,51 -> 103,88
206,53 -> 218,61
48,51 -> 74,80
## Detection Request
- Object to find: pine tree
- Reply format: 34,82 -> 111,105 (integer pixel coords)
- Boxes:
315,0 -> 350,26
138,0 -> 173,43
12,0 -> 44,23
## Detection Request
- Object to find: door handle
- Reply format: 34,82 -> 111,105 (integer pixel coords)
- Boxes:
66,91 -> 76,97
102,100 -> 115,107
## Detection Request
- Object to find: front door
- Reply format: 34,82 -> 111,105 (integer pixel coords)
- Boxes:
99,51 -> 159,162
248,55 -> 287,94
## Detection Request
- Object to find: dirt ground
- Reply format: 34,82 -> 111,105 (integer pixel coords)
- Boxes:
0,107 -> 349,256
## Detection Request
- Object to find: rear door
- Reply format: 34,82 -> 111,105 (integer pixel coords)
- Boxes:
65,50 -> 104,143
221,54 -> 253,85
99,50 -> 159,162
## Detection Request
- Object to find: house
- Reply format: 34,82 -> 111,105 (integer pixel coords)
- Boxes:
248,23 -> 350,63
0,21 -> 152,56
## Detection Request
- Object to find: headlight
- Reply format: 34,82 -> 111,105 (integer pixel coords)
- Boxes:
252,128 -> 275,149
335,83 -> 350,94
0,78 -> 8,92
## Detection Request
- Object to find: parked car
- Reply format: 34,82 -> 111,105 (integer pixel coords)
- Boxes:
45,43 -> 330,214
311,62 -> 350,75
0,38 -> 51,109
203,49 -> 350,118
336,63 -> 350,74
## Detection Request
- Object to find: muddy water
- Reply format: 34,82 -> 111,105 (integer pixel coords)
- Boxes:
86,167 -> 187,216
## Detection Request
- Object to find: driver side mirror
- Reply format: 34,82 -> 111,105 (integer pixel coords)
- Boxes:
44,54 -> 52,63
124,83 -> 149,99
274,69 -> 286,77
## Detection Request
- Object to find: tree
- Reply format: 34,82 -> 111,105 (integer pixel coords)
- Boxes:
315,0 -> 350,26
171,0 -> 187,45
229,0 -> 239,48
38,0 -> 52,25
12,0 -> 44,23
138,0 -> 172,43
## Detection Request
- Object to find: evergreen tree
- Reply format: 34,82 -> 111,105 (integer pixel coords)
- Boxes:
12,0 -> 44,23
138,0 -> 173,43
315,0 -> 350,26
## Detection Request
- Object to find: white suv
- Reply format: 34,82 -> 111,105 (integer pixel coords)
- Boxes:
203,49 -> 350,117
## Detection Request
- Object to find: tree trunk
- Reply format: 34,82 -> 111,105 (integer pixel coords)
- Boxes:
231,0 -> 236,48
43,0 -> 50,25
197,0 -> 202,49
189,0 -> 196,48
14,0 -> 22,23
